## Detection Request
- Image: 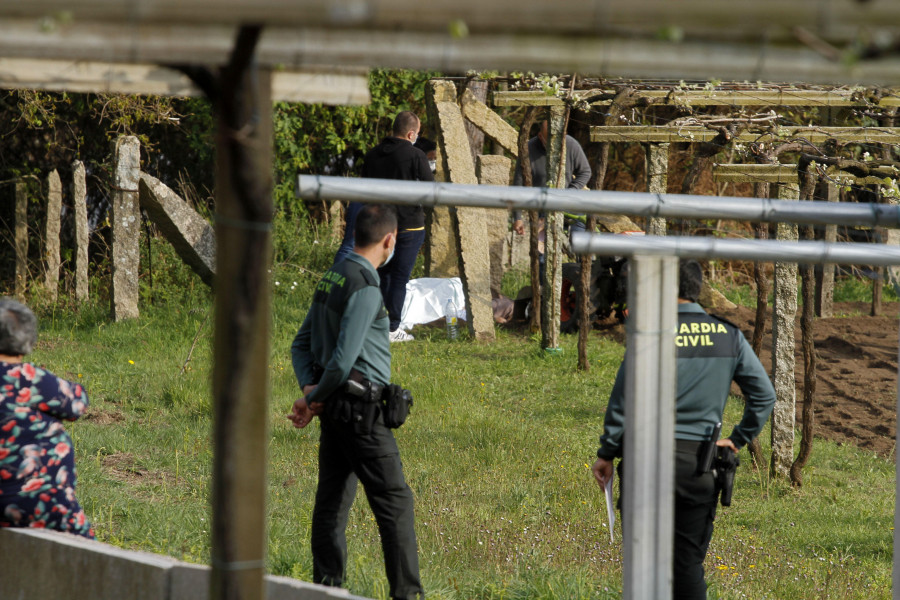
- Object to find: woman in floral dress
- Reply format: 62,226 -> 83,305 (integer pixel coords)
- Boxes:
0,298 -> 93,538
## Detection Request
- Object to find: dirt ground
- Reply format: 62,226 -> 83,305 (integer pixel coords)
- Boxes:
714,302 -> 899,457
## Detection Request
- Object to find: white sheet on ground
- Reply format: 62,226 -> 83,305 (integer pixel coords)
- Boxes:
399,277 -> 467,332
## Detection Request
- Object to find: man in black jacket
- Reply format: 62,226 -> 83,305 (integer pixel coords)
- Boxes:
334,111 -> 433,342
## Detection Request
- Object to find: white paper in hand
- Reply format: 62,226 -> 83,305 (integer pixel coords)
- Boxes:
603,470 -> 615,543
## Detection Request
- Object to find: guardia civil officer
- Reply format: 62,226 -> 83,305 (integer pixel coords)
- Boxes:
290,204 -> 423,600
591,260 -> 776,600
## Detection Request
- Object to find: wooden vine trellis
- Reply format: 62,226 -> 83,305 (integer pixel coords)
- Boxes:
489,79 -> 900,486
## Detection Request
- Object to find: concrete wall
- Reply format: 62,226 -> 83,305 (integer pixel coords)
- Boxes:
1,528 -> 368,600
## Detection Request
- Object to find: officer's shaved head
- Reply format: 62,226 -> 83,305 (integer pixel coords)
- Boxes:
678,260 -> 703,302
354,204 -> 398,248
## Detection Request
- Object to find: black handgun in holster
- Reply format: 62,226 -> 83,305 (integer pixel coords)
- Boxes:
323,369 -> 378,433
698,422 -> 722,475
713,447 -> 740,507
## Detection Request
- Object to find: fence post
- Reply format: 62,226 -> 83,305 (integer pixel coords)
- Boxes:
644,143 -> 669,236
771,181 -> 799,479
72,161 -> 89,302
111,136 -> 141,320
14,180 -> 28,299
623,254 -> 678,599
44,169 -> 62,302
815,180 -> 838,317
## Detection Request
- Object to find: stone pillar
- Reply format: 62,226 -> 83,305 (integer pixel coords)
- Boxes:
771,182 -> 799,479
433,98 -> 495,342
111,136 -> 141,320
14,181 -> 27,300
425,80 -> 460,278
138,173 -> 217,286
72,161 -> 89,302
476,155 -> 512,298
815,181 -> 838,317
541,106 -> 566,351
43,169 -> 62,302
644,143 -> 669,236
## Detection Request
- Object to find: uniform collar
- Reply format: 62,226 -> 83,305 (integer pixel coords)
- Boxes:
347,251 -> 381,280
677,302 -> 706,314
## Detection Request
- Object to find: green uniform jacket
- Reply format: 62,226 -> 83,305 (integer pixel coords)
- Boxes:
291,253 -> 391,404
597,303 -> 776,460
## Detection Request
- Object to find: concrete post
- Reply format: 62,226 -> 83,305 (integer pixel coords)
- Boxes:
541,106 -> 566,350
815,181 -> 838,317
771,182 -> 799,479
72,161 -> 89,302
14,181 -> 28,299
476,154 -> 512,299
434,99 -> 495,341
644,143 -> 669,236
111,136 -> 141,320
623,254 -> 678,600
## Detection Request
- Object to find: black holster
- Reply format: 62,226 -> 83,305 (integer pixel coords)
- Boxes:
381,384 -> 413,429
325,370 -> 383,436
713,448 -> 740,507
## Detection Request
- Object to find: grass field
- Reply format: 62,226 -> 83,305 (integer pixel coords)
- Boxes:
25,238 -> 896,599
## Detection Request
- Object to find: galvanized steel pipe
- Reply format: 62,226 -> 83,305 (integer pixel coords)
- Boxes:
571,232 -> 900,265
297,174 -> 900,229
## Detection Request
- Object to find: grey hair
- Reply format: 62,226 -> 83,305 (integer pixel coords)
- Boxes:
0,298 -> 38,356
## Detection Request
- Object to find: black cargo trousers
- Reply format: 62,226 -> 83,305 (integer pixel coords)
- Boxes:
616,441 -> 718,600
311,402 -> 423,600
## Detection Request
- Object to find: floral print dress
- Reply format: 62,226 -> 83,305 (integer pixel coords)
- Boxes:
0,361 -> 94,538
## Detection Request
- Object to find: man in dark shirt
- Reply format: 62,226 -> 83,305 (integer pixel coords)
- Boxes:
511,120 -> 591,235
291,204 -> 423,600
333,111 -> 434,342
591,260 -> 776,600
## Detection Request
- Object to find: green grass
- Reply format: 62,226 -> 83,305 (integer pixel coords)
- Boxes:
22,239 -> 896,600
711,273 -> 900,309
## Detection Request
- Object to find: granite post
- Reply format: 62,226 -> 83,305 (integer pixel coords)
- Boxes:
476,154 -> 512,299
72,161 -> 89,302
433,99 -> 495,341
425,80 -> 460,278
14,181 -> 28,299
43,169 -> 62,302
771,181 -> 799,479
111,136 -> 141,320
644,143 -> 669,236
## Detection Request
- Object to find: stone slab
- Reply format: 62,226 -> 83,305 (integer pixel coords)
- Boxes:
111,135 -> 141,320
461,88 -> 519,156
698,283 -> 736,310
0,528 -> 371,600
1,528 -> 177,600
139,173 -> 216,286
425,80 -> 460,278
44,169 -> 62,301
476,154 -> 512,298
72,160 -> 89,302
434,99 -> 494,341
